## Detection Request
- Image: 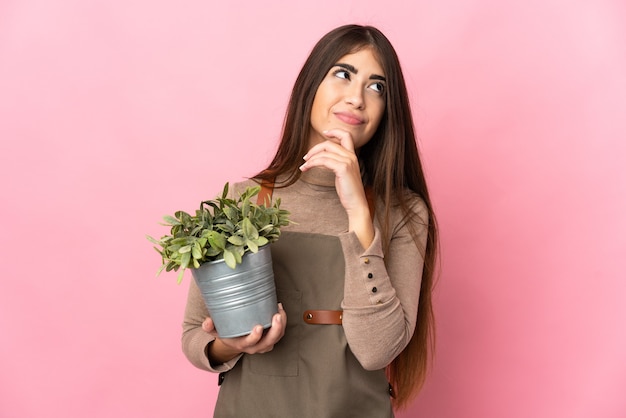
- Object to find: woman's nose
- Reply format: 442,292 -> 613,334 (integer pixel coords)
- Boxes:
344,85 -> 364,109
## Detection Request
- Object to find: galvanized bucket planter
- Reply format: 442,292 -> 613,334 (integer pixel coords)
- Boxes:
191,245 -> 278,338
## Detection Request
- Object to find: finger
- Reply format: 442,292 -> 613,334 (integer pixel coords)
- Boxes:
303,140 -> 348,161
257,303 -> 286,343
323,129 -> 355,152
278,302 -> 287,323
241,325 -> 265,347
302,145 -> 360,175
300,154 -> 351,174
202,317 -> 217,335
302,140 -> 357,172
304,128 -> 355,159
267,307 -> 287,340
253,314 -> 285,354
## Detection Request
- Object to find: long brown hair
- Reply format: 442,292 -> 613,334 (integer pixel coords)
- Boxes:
255,24 -> 439,410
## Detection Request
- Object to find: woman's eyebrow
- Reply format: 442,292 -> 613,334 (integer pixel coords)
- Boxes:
335,63 -> 386,82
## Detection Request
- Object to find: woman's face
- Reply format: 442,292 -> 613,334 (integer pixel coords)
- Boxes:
308,47 -> 386,149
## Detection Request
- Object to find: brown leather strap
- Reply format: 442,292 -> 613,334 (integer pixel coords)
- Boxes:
303,309 -> 343,325
257,180 -> 274,206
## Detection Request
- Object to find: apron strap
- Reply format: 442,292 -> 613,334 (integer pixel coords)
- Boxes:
257,180 -> 274,206
303,310 -> 343,325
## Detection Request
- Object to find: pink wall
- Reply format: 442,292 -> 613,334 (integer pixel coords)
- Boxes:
1,1 -> 625,417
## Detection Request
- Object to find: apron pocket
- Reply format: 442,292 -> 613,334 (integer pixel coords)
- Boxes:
247,288 -> 301,377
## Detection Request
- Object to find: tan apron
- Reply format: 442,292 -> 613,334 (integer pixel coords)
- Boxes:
213,231 -> 394,418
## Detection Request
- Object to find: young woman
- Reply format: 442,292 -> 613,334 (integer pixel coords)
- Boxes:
182,24 -> 438,417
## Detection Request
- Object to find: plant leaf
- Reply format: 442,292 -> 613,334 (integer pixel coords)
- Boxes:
162,215 -> 181,225
207,231 -> 226,250
242,217 -> 259,240
191,243 -> 202,259
242,196 -> 250,218
223,249 -> 236,269
227,235 -> 246,246
224,206 -> 238,221
180,252 -> 191,269
246,239 -> 258,253
146,235 -> 161,245
156,264 -> 167,277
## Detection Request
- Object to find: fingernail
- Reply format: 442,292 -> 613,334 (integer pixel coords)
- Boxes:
299,163 -> 306,171
303,153 -> 309,160
278,302 -> 284,310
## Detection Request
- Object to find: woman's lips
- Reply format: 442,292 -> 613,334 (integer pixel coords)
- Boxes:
334,111 -> 364,126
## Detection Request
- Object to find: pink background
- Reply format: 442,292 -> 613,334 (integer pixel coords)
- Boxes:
1,1 -> 625,417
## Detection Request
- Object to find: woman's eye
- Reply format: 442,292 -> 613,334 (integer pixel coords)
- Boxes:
369,82 -> 385,94
334,70 -> 350,80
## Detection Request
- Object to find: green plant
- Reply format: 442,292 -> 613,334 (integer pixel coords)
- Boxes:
147,182 -> 290,283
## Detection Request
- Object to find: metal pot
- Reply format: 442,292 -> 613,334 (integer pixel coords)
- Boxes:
191,245 -> 278,338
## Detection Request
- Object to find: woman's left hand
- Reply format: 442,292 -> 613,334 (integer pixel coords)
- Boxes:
300,129 -> 374,248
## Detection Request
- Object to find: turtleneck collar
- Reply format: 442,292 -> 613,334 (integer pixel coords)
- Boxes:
299,167 -> 336,188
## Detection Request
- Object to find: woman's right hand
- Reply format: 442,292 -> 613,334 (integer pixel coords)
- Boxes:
202,303 -> 287,365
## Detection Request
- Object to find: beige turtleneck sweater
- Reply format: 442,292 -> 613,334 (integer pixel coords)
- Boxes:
182,167 -> 429,372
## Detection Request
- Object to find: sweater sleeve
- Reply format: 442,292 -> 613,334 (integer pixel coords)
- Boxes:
181,280 -> 243,373
339,196 -> 429,370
